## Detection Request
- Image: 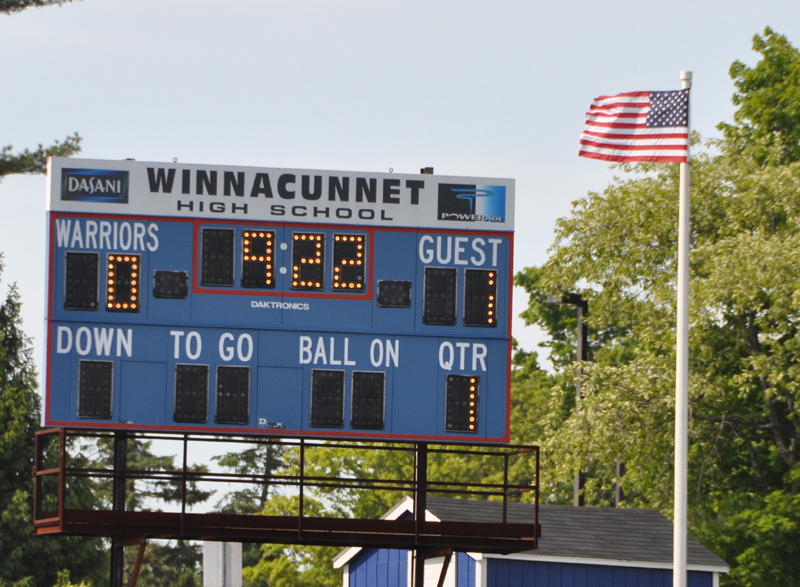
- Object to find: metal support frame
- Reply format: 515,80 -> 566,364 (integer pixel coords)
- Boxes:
412,546 -> 453,587
115,538 -> 147,587
33,427 -> 66,530
33,429 -> 540,563
437,552 -> 452,587
130,540 -> 146,587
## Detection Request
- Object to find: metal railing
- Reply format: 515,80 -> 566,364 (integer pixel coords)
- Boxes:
33,428 -> 539,553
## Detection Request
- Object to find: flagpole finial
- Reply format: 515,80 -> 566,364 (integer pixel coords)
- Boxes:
680,71 -> 693,86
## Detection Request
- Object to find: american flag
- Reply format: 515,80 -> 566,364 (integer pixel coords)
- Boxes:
579,90 -> 689,163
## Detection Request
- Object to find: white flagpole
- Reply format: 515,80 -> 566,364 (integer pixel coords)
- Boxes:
673,70 -> 692,587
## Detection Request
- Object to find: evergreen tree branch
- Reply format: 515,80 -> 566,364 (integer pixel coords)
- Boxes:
0,133 -> 81,179
0,0 -> 74,15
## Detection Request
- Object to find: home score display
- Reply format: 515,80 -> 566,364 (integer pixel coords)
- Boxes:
45,158 -> 515,442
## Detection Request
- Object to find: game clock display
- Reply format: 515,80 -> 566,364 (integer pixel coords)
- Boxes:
45,158 -> 514,443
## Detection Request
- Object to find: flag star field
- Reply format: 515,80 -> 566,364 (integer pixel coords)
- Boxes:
647,90 -> 690,128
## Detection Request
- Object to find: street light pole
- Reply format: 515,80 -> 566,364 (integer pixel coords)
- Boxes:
547,293 -> 588,507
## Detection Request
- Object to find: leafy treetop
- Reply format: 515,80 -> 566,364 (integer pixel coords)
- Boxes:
720,27 -> 800,164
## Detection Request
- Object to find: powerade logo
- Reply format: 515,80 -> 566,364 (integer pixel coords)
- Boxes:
437,184 -> 505,223
61,169 -> 129,203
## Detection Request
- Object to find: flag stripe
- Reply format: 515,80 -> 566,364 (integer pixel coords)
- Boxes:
590,102 -> 650,111
587,111 -> 647,119
580,137 -> 686,151
583,130 -> 689,140
594,91 -> 650,101
582,129 -> 689,139
579,150 -> 687,163
580,139 -> 688,151
579,143 -> 688,158
584,123 -> 685,134
579,90 -> 688,163
580,145 -> 685,157
585,121 -> 648,129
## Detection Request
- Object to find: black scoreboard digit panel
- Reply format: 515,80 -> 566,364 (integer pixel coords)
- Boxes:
45,159 -> 515,443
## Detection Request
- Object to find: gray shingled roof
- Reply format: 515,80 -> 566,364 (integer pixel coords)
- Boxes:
424,497 -> 727,569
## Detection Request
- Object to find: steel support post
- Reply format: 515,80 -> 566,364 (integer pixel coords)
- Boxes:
413,443 -> 428,587
110,432 -> 128,587
413,551 -> 425,587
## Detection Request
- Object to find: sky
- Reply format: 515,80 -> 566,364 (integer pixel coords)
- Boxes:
2,1 -> 800,504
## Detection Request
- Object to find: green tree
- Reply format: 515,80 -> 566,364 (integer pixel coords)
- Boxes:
0,134 -> 81,179
720,27 -> 800,165
0,258 -> 106,587
86,436 -> 213,587
92,435 -> 213,513
219,443 -> 359,587
515,28 -> 800,586
214,442 -> 288,516
2,3 -> 82,181
213,441 -> 288,568
123,541 -> 202,587
0,0 -> 75,16
242,494 -> 340,587
1,5 -> 92,581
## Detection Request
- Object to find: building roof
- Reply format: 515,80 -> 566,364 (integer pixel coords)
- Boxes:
333,497 -> 728,572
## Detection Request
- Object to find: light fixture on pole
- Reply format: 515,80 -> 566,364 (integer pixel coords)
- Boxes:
546,293 -> 588,507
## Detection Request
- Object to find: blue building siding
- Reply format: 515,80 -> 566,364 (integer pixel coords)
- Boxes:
486,560 -> 713,587
350,548 -> 408,587
457,552 -> 476,587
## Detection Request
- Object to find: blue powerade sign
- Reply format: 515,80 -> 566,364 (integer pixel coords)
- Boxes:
45,158 -> 514,442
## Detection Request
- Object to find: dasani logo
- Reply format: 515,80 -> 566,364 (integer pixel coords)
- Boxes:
61,169 -> 129,204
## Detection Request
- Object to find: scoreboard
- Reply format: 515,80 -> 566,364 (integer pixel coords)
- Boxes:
44,158 -> 514,442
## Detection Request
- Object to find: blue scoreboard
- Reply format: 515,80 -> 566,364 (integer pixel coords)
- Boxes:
45,158 -> 515,442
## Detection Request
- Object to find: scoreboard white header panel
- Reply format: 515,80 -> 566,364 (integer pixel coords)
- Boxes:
44,158 -> 515,443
